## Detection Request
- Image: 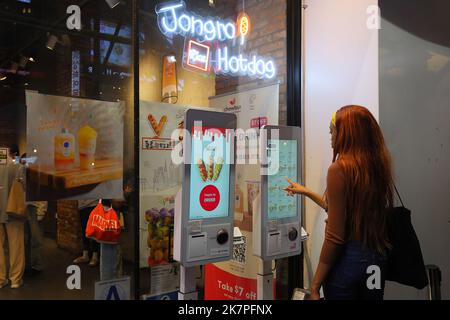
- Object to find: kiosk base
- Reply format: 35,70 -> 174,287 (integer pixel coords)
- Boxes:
257,260 -> 274,300
178,265 -> 198,300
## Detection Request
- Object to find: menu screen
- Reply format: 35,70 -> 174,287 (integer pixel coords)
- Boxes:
189,127 -> 232,220
267,139 -> 298,220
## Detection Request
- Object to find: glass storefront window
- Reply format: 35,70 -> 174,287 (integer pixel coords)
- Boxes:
0,0 -> 294,300
138,0 -> 290,300
0,0 -> 136,299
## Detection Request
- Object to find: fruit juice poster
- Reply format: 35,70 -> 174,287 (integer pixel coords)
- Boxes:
189,126 -> 232,220
25,91 -> 124,201
268,139 -> 298,220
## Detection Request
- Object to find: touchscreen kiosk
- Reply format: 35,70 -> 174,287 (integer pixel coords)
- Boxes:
253,125 -> 302,261
174,109 -> 236,268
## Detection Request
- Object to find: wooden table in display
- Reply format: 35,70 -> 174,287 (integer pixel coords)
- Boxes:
27,159 -> 123,199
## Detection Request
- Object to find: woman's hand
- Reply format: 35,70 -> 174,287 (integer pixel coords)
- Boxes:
306,289 -> 321,300
283,177 -> 308,196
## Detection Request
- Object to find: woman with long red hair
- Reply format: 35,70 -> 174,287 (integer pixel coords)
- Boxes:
284,105 -> 394,300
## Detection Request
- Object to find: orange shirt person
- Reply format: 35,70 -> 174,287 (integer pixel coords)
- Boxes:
284,105 -> 394,300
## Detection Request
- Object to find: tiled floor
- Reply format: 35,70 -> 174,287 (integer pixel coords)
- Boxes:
1,238 -> 104,300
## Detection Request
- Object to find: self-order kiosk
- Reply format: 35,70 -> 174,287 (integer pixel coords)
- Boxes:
174,109 -> 237,300
253,125 -> 303,300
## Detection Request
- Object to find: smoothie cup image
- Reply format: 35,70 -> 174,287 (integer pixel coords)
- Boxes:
77,125 -> 97,170
54,128 -> 75,171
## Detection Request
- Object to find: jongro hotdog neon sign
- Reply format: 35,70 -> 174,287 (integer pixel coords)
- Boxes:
155,1 -> 276,79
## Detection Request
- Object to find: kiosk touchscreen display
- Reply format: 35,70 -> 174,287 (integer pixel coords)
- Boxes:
267,139 -> 298,220
189,126 -> 232,220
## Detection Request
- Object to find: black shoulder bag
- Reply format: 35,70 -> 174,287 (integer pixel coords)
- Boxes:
386,186 -> 428,289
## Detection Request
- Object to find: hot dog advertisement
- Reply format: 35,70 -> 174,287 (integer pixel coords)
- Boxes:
189,126 -> 232,220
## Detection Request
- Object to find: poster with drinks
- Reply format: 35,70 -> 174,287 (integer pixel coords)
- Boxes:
207,83 -> 279,300
25,91 -> 125,201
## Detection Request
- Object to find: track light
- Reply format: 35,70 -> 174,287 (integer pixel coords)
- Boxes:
46,34 -> 58,50
105,0 -> 121,9
46,34 -> 71,50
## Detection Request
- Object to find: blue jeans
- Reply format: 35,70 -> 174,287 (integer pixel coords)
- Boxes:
323,241 -> 387,300
100,243 -> 118,281
25,206 -> 44,271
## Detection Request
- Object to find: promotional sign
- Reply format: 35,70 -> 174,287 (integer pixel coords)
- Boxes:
71,51 -> 80,97
208,83 -> 279,300
25,91 -> 124,201
189,126 -> 232,220
150,263 -> 180,296
0,148 -> 7,165
139,102 -> 213,268
139,101 -> 187,268
95,277 -> 131,300
204,230 -> 276,300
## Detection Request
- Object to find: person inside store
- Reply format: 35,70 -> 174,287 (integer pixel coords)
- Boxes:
74,200 -> 100,266
21,154 -> 48,276
0,145 -> 26,289
284,105 -> 394,300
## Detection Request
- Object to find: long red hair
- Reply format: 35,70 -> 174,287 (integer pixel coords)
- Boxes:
333,105 -> 394,254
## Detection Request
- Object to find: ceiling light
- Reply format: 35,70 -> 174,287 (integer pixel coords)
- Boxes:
0,75 -> 6,81
19,56 -> 34,68
105,0 -> 121,9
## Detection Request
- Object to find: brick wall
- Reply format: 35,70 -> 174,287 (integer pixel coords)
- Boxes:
57,201 -> 83,254
215,0 -> 288,124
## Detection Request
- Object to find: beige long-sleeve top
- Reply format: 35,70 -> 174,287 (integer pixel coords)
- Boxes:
319,162 -> 347,266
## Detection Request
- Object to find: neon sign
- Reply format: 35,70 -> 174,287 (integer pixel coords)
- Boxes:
156,2 -> 236,42
186,40 -> 210,72
157,1 -> 277,79
237,12 -> 250,45
216,47 -> 276,79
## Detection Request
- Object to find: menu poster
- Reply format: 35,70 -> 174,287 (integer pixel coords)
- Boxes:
268,139 -> 298,220
25,91 -> 125,201
0,148 -> 7,165
139,102 -> 213,268
139,101 -> 187,268
208,84 -> 279,300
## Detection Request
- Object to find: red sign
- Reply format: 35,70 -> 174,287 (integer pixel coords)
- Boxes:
205,264 -> 276,300
186,40 -> 211,72
250,117 -> 268,128
200,185 -> 220,211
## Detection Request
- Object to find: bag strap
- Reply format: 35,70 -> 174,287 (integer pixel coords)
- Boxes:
394,184 -> 405,208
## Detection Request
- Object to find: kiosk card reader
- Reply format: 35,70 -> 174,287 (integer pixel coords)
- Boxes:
253,125 -> 303,299
174,109 -> 236,299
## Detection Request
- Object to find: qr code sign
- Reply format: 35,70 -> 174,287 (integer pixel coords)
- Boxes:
232,236 -> 247,264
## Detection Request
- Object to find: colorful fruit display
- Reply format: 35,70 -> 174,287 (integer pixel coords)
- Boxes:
145,207 -> 175,267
